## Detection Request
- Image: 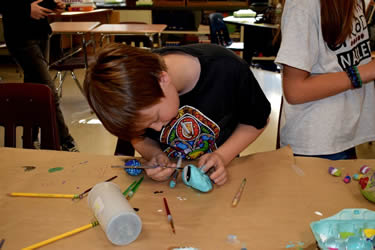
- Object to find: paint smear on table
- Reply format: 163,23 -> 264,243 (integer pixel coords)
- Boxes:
48,167 -> 64,173
22,166 -> 36,172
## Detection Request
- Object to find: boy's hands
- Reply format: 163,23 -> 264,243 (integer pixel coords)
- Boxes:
144,152 -> 176,181
198,152 -> 227,185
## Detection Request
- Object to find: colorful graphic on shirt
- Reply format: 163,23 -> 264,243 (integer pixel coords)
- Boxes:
160,105 -> 220,160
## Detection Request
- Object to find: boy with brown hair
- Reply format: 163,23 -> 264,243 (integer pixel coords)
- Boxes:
84,43 -> 271,185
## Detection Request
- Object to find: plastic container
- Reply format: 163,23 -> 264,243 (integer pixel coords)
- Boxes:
310,209 -> 375,250
88,182 -> 142,245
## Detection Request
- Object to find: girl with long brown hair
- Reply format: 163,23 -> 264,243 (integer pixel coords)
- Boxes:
275,0 -> 375,159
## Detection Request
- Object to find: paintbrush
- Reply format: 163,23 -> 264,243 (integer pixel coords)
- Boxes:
169,156 -> 182,188
163,197 -> 176,234
77,175 -> 118,199
111,164 -> 183,170
22,221 -> 99,249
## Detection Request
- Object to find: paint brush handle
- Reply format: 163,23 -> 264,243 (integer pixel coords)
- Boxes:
169,170 -> 179,188
22,221 -> 99,249
112,165 -> 181,169
8,193 -> 78,199
163,197 -> 176,233
231,178 -> 247,207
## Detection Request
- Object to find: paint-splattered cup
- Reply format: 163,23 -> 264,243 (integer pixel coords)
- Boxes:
88,182 -> 142,245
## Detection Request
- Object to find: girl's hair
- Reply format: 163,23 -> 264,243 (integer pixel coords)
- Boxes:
83,43 -> 167,141
321,0 -> 364,47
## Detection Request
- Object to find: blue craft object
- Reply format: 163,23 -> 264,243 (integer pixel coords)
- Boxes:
310,209 -> 375,250
182,164 -> 212,192
124,159 -> 143,176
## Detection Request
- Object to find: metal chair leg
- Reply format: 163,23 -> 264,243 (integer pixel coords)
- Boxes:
55,71 -> 67,97
71,70 -> 84,95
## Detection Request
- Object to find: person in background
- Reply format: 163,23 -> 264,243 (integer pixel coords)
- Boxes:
84,43 -> 271,185
0,0 -> 79,151
275,0 -> 375,160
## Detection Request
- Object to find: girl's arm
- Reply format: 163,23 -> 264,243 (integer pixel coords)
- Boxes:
283,60 -> 375,104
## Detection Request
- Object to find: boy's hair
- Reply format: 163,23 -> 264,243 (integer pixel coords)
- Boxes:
84,43 -> 167,141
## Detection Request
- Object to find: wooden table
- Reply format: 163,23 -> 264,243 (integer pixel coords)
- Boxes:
49,21 -> 100,67
49,9 -> 113,24
0,146 -> 374,249
224,16 -> 279,64
91,24 -> 167,47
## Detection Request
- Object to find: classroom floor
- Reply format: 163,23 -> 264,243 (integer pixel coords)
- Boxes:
1,56 -> 375,159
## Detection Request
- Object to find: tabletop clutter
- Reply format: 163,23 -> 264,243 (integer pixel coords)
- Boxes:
2,146 -> 375,249
318,164 -> 375,250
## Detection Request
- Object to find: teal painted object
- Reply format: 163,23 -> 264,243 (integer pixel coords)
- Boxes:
310,209 -> 375,250
182,164 -> 212,192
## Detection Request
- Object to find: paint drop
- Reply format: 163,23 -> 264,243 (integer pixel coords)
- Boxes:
22,166 -> 36,172
315,211 -> 323,216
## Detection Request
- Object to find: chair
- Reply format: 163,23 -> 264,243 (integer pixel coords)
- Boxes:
0,83 -> 60,150
114,138 -> 135,156
48,32 -> 94,98
49,55 -> 88,97
208,13 -> 244,51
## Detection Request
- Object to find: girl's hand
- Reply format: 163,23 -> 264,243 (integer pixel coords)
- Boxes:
30,0 -> 53,20
198,152 -> 228,185
144,152 -> 176,181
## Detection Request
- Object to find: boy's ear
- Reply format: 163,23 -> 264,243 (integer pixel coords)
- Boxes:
159,71 -> 170,89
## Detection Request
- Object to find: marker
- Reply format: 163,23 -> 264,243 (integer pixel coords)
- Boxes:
163,197 -> 176,234
232,178 -> 247,207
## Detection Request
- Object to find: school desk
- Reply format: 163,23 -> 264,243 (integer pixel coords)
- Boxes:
0,146 -> 373,249
49,21 -> 101,68
91,23 -> 167,47
223,15 -> 279,65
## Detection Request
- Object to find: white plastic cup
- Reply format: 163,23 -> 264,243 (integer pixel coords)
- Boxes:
87,182 -> 142,245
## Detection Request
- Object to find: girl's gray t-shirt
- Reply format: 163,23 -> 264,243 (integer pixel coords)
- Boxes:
275,0 -> 375,155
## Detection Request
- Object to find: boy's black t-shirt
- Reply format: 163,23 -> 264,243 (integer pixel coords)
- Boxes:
146,43 -> 271,160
